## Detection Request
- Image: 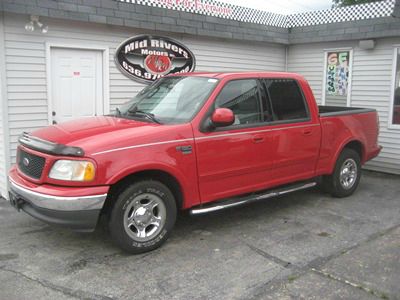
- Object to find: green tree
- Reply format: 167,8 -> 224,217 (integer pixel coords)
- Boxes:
332,0 -> 380,8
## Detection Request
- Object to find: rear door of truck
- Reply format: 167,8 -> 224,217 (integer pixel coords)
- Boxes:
260,78 -> 322,185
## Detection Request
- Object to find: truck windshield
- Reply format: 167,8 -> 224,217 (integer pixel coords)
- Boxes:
117,76 -> 219,124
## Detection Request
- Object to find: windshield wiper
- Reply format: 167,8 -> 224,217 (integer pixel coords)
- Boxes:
126,108 -> 161,124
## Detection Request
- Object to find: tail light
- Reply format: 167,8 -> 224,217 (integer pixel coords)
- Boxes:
376,113 -> 380,132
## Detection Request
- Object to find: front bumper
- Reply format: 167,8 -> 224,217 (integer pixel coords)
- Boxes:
8,169 -> 109,232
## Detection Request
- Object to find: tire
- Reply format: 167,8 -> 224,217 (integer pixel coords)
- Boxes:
109,180 -> 177,254
322,148 -> 361,198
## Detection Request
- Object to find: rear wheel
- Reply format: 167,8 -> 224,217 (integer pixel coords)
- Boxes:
322,148 -> 361,198
109,180 -> 177,253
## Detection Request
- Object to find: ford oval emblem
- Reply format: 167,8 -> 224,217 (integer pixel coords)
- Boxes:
22,157 -> 30,167
115,35 -> 196,84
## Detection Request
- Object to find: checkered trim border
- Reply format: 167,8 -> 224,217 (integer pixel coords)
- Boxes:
117,0 -> 395,28
287,0 -> 395,27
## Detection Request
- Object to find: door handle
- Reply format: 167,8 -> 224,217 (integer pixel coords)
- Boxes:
302,129 -> 312,136
253,136 -> 264,143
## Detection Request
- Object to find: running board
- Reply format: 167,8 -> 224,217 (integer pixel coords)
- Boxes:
190,181 -> 317,215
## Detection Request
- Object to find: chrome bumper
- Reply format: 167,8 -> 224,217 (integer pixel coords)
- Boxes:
9,178 -> 107,211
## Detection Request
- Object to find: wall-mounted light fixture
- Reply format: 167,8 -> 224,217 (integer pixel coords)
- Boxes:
359,39 -> 375,50
25,15 -> 49,33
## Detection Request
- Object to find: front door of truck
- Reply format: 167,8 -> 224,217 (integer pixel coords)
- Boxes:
194,79 -> 275,204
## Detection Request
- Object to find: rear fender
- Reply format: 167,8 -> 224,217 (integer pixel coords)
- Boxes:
328,138 -> 366,174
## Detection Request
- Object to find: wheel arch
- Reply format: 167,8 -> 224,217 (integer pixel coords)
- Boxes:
343,140 -> 365,162
331,139 -> 365,173
102,169 -> 185,217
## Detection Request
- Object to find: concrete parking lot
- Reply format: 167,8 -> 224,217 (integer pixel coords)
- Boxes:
0,170 -> 399,300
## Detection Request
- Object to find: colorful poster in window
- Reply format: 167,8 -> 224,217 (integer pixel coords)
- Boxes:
326,51 -> 350,96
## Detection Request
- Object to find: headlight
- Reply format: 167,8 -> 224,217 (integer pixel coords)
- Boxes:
49,160 -> 95,181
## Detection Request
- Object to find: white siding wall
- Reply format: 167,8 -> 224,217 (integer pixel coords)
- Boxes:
288,38 -> 400,174
1,13 -> 286,193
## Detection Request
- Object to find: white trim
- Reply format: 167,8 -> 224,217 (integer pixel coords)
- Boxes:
0,12 -> 11,198
322,47 -> 353,51
322,48 -> 353,107
322,51 -> 328,105
347,49 -> 354,107
388,46 -> 400,129
91,138 -> 195,156
45,43 -> 110,125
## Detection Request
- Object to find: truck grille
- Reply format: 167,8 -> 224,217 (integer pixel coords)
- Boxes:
18,149 -> 45,179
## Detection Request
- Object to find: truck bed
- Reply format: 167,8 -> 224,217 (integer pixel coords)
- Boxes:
318,106 -> 375,117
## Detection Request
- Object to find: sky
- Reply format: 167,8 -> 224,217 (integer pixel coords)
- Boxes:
219,0 -> 333,14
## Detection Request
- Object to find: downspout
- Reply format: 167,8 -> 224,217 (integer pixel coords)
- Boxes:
285,45 -> 288,72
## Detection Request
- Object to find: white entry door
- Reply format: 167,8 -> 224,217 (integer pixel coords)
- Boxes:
50,48 -> 103,124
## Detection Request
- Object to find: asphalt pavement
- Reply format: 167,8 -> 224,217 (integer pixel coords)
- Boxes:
0,170 -> 399,300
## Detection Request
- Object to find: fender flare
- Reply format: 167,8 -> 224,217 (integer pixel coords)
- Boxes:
105,162 -> 193,207
329,138 -> 366,173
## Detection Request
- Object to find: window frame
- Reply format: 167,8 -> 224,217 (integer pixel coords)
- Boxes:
321,48 -> 353,107
211,78 -> 266,131
261,78 -> 311,125
389,46 -> 400,129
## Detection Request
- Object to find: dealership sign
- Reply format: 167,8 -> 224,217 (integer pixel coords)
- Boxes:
115,35 -> 196,83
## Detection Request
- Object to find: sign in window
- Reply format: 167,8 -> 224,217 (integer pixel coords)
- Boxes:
325,51 -> 351,107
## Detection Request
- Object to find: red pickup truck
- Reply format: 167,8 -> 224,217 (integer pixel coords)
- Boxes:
8,72 -> 381,253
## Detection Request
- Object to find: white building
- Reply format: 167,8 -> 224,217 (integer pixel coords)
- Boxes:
0,0 -> 400,198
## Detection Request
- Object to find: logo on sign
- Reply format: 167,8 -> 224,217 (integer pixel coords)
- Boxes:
114,35 -> 196,84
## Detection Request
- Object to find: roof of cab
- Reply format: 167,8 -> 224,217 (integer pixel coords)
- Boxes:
169,71 -> 305,80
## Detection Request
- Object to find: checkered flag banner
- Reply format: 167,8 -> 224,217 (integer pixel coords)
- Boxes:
287,0 -> 395,27
117,0 -> 395,28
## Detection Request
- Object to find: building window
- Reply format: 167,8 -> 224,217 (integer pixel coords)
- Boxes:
392,48 -> 400,125
324,50 -> 352,107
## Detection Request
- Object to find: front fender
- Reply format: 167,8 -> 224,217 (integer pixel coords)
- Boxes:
105,162 -> 200,209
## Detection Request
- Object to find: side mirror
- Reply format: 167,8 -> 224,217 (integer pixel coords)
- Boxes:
210,108 -> 235,128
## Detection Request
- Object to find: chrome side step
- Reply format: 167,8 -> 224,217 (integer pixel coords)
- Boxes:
190,182 -> 317,215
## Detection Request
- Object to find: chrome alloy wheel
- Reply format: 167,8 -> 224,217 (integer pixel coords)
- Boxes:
123,193 -> 167,242
339,158 -> 358,190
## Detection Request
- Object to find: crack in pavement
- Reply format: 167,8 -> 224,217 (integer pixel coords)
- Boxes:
311,268 -> 391,300
246,222 -> 400,299
244,242 -> 292,268
0,267 -> 115,300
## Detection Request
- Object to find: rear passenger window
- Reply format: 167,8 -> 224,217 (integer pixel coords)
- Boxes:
265,79 -> 308,121
216,79 -> 262,125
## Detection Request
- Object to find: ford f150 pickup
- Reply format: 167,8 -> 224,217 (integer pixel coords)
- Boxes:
8,72 -> 381,253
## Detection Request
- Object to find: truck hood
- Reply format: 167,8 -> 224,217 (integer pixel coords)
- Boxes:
31,116 -> 192,156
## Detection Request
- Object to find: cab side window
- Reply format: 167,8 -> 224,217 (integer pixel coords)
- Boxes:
265,79 -> 308,121
216,79 -> 262,125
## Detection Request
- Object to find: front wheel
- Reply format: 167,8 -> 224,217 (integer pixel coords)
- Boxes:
322,148 -> 361,198
109,180 -> 177,253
